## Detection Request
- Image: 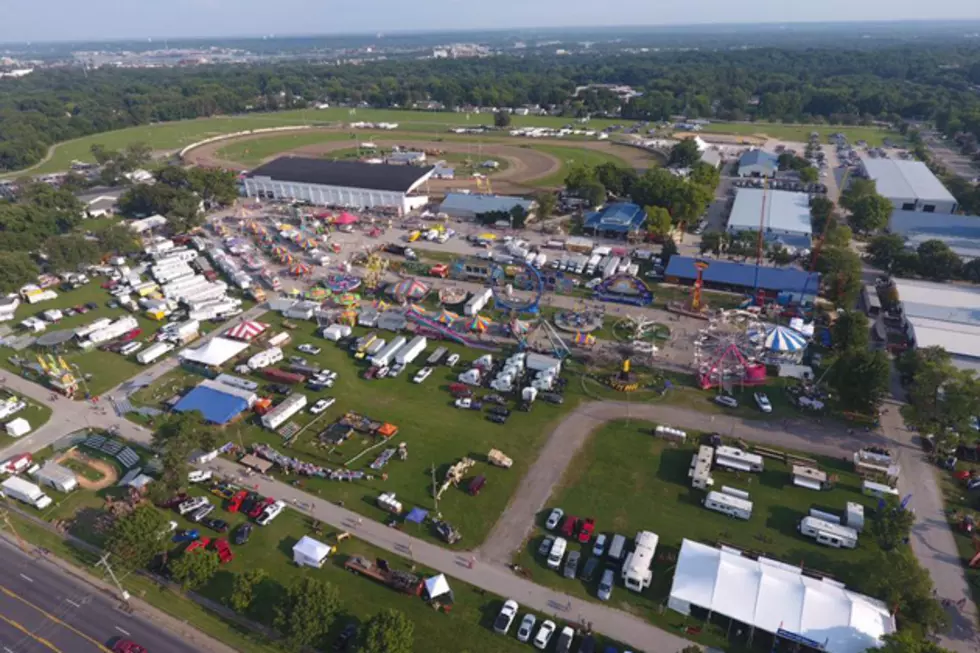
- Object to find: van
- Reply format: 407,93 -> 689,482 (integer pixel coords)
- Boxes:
468,475 -> 487,496
119,341 -> 142,356
607,534 -> 627,562
547,537 -> 567,570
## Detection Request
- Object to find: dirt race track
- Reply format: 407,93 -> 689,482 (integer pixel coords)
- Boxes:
184,128 -> 661,193
56,449 -> 118,491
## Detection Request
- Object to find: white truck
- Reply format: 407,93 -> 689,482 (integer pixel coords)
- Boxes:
2,476 -> 53,509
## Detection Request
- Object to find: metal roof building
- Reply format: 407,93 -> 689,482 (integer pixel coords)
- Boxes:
173,385 -> 248,424
244,157 -> 434,215
860,159 -> 957,214
584,203 -> 646,235
895,278 -> 980,372
438,193 -> 535,220
665,256 -> 819,300
889,209 -> 980,261
737,150 -> 778,178
727,189 -> 813,250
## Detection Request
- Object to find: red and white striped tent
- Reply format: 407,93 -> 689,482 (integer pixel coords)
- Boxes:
225,321 -> 270,342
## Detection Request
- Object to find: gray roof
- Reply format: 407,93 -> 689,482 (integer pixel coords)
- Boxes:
889,210 -> 980,260
728,189 -> 812,238
248,157 -> 434,193
738,150 -> 778,169
439,193 -> 535,215
861,160 -> 956,203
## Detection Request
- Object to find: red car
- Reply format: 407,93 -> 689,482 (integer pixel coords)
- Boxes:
577,518 -> 595,543
212,538 -> 234,564
227,490 -> 248,513
560,515 -> 580,539
119,328 -> 142,342
113,640 -> 147,653
185,537 -> 211,553
248,497 -> 274,519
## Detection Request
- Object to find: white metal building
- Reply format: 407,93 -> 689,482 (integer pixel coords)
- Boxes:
894,278 -> 980,373
668,539 -> 895,653
860,159 -> 957,214
244,157 -> 435,215
727,188 -> 813,250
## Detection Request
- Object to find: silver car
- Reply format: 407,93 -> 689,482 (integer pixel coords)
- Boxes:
517,614 -> 537,643
597,568 -> 615,601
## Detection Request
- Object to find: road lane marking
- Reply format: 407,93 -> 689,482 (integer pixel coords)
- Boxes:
5,646 -> 16,653
0,612 -> 62,653
65,599 -> 81,608
114,626 -> 130,636
17,574 -> 32,583
0,584 -> 112,652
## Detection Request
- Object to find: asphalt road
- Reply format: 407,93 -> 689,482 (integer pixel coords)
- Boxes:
0,539 -> 195,653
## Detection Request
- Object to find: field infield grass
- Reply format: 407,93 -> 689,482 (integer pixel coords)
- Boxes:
696,122 -> 896,147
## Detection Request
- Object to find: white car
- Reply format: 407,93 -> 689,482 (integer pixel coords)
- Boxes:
517,614 -> 537,643
754,392 -> 773,413
493,599 -> 519,634
413,367 -> 433,384
256,500 -> 285,526
592,533 -> 608,557
446,353 -> 460,367
310,398 -> 335,415
188,469 -> 212,483
534,620 -> 557,649
545,507 -> 564,530
297,344 -> 321,355
177,496 -> 208,515
714,394 -> 738,409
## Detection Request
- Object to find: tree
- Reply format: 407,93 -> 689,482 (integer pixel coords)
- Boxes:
699,231 -> 724,256
777,152 -> 796,171
44,234 -> 100,271
668,138 -> 701,167
867,233 -> 906,271
90,144 -> 119,166
107,505 -> 168,570
840,178 -> 877,211
877,631 -> 953,653
766,243 -> 793,266
644,206 -> 672,239
360,609 -> 415,653
509,205 -> 529,229
580,181 -> 606,208
864,549 -> 947,635
849,194 -> 892,234
169,550 -> 220,591
534,191 -> 556,220
229,569 -> 267,614
869,501 -> 916,550
799,166 -> 818,183
831,310 -> 870,353
689,162 -> 720,193
816,245 -> 863,306
594,162 -> 637,197
660,238 -> 679,265
809,196 -> 835,236
153,412 -> 213,492
899,347 -> 980,441
274,577 -> 340,651
829,349 -> 890,413
99,223 -> 141,256
823,223 -> 852,248
0,252 -> 39,293
123,142 -> 152,169
493,111 -> 511,128
564,165 -> 596,192
916,239 -> 961,280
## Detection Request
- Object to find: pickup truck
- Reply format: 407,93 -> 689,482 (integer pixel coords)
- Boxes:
454,397 -> 483,410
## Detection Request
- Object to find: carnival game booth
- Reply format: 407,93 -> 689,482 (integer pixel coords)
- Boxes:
593,274 -> 653,307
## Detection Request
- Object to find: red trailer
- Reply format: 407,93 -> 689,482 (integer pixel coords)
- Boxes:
262,368 -> 306,384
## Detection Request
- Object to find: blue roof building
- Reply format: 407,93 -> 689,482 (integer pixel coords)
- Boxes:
439,193 -> 535,220
737,150 -> 779,178
665,255 -> 820,300
173,386 -> 248,425
584,203 -> 646,236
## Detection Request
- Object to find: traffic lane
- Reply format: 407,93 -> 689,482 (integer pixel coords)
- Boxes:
0,616 -> 59,653
0,543 -> 196,653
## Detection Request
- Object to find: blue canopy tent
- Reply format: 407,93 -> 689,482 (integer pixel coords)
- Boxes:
405,507 -> 429,524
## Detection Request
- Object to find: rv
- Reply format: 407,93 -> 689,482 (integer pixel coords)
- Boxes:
427,347 -> 447,365
688,445 -> 715,490
798,516 -> 858,549
861,480 -> 899,499
792,465 -> 827,491
621,531 -> 658,592
248,347 -> 284,370
703,491 -> 753,520
713,446 -> 764,473
371,336 -> 407,368
136,342 -> 173,365
464,288 -> 493,316
261,393 -> 308,430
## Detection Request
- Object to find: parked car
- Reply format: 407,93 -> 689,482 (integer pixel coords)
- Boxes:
714,394 -> 738,409
489,406 -> 511,417
333,623 -> 357,652
598,568 -> 615,601
555,626 -> 576,653
560,515 -> 580,538
233,522 -> 253,545
517,614 -> 537,643
189,503 -> 215,523
413,367 -> 433,384
446,353 -> 460,367
545,508 -> 564,530
113,640 -> 148,653
203,518 -> 228,533
493,599 -> 519,634
754,392 -> 773,413
537,535 -> 555,557
563,550 -> 581,579
488,413 -> 508,424
177,496 -> 208,516
581,556 -> 600,582
267,384 -> 291,395
297,344 -> 321,355
310,398 -> 335,415
592,533 -> 608,557
540,392 -> 564,405
256,500 -> 285,526
534,620 -> 557,650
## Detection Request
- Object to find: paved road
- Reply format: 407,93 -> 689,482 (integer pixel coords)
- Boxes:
0,538 -> 198,653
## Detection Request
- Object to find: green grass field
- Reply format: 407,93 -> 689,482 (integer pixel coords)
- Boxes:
0,390 -> 52,439
516,420 -> 885,648
523,144 -> 631,187
696,122 -> 896,147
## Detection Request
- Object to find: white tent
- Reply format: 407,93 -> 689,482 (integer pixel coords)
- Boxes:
292,536 -> 332,569
667,539 -> 895,653
179,337 -> 249,367
5,417 -> 30,438
424,574 -> 452,600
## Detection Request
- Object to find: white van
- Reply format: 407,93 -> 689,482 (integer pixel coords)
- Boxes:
607,533 -> 627,562
547,537 -> 568,570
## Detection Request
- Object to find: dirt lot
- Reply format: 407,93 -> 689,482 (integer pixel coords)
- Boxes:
57,449 -> 118,491
184,128 -> 659,192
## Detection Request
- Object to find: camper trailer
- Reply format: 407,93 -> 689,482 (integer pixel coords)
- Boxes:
798,516 -> 858,549
136,342 -> 174,364
713,446 -> 764,473
861,480 -> 899,499
703,491 -> 753,520
688,445 -> 715,490
621,531 -> 658,592
261,393 -> 308,430
792,465 -> 828,491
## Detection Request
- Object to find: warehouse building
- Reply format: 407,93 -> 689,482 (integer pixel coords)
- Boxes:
665,256 -> 820,303
727,189 -> 813,250
244,157 -> 435,215
737,150 -> 778,178
889,209 -> 980,261
895,278 -> 980,372
438,193 -> 536,221
583,203 -> 646,239
860,159 -> 957,214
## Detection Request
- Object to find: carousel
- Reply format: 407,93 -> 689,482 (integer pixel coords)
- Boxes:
388,277 -> 430,303
756,324 -> 810,365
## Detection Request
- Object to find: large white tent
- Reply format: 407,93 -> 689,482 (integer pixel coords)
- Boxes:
292,536 -> 332,568
179,336 -> 249,367
667,539 -> 894,653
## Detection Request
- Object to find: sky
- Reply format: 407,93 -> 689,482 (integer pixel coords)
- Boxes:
3,0 -> 980,43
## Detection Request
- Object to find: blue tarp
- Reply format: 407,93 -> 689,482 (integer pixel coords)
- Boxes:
173,386 -> 248,425
405,507 -> 429,524
665,256 -> 819,294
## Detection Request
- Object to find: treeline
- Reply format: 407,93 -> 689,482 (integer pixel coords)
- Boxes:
5,44 -> 980,171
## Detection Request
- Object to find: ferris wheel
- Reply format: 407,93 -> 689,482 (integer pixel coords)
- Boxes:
693,309 -> 767,391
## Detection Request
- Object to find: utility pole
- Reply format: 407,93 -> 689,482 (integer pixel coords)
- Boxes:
96,553 -> 130,601
0,509 -> 29,552
430,463 -> 439,518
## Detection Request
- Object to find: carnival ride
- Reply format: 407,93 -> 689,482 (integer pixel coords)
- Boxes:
389,277 -> 430,303
492,262 -> 544,314
289,262 -> 312,277
438,287 -> 468,306
360,250 -> 389,293
614,314 -> 671,361
36,355 -> 78,397
324,274 -> 362,293
520,320 -> 572,358
552,307 -> 605,333
753,324 -> 810,364
693,309 -> 768,390
593,273 -> 653,307
404,312 -> 498,351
